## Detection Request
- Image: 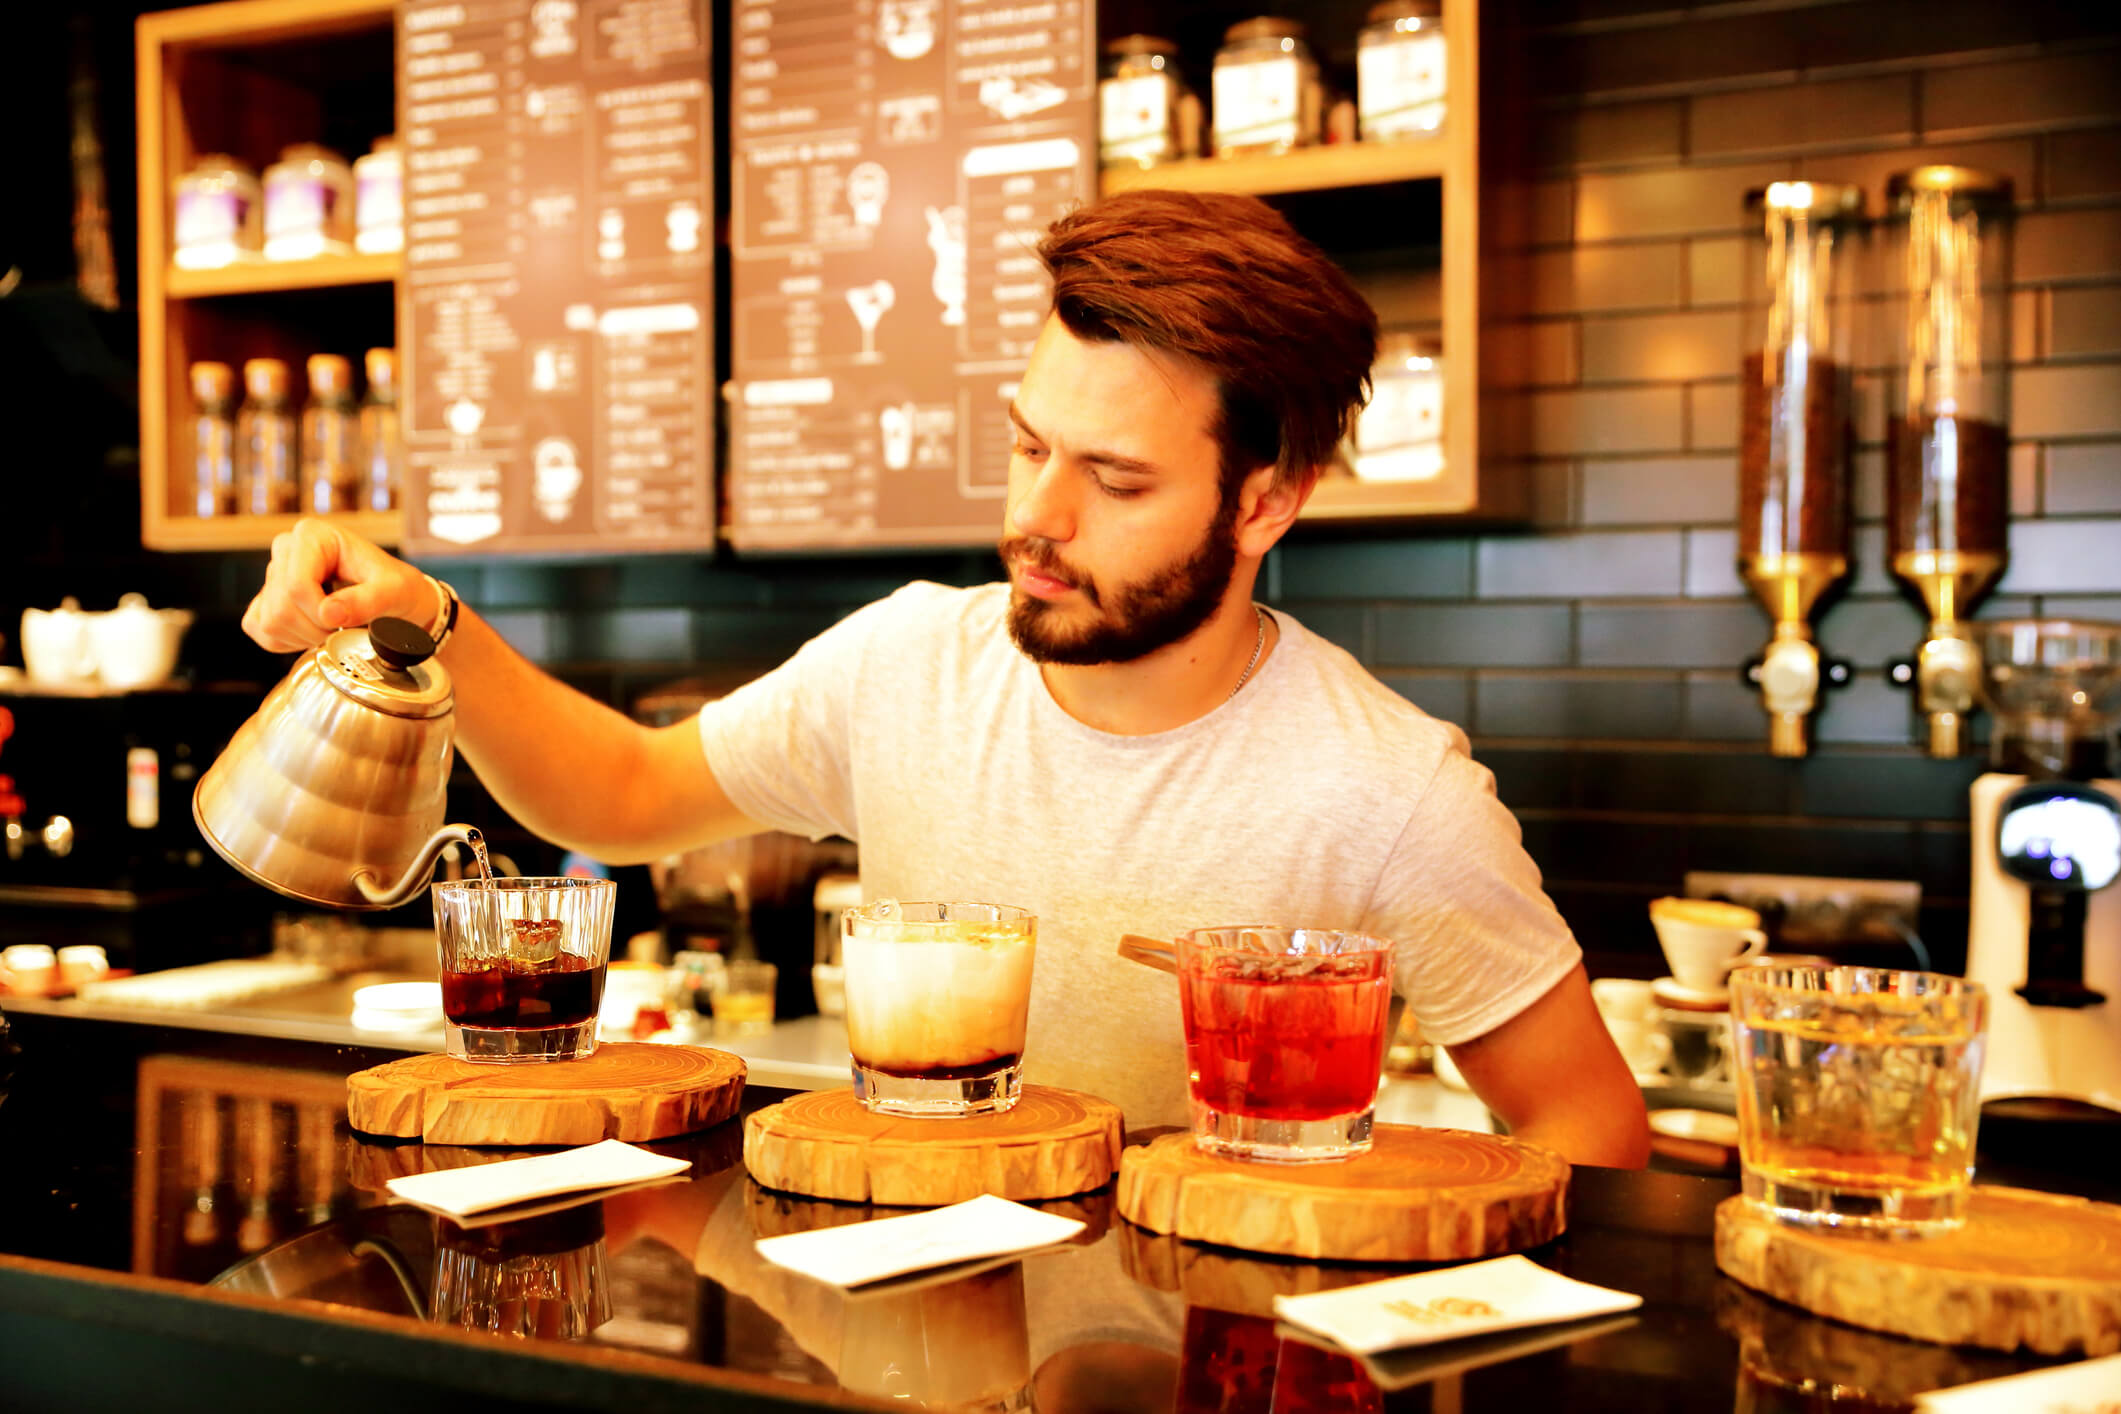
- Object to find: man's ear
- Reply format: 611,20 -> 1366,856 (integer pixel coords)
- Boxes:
1234,463 -> 1318,557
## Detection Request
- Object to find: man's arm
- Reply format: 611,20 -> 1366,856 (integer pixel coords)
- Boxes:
241,519 -> 763,864
1443,964 -> 1652,1169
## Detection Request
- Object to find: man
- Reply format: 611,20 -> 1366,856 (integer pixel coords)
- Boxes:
244,190 -> 1649,1168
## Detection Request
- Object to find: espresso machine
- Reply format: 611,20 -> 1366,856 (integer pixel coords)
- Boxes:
1963,619 -> 2121,1116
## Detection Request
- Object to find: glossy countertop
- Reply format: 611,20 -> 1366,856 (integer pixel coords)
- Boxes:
0,1008 -> 2106,1414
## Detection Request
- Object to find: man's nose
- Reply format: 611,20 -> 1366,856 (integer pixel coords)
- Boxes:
1008,457 -> 1077,543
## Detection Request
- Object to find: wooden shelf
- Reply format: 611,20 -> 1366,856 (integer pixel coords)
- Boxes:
1099,139 -> 1446,198
166,252 -> 400,299
143,509 -> 402,553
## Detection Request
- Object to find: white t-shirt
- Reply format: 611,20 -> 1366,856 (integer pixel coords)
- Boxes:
698,581 -> 1581,1128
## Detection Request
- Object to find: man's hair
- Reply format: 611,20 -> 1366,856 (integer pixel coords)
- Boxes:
1037,189 -> 1378,496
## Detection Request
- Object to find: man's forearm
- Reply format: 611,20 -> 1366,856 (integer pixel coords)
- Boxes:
432,604 -> 677,863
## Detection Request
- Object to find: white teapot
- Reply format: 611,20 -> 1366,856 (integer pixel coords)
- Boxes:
19,598 -> 99,685
89,593 -> 194,690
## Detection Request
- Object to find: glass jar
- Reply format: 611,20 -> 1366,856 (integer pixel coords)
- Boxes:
1883,166 -> 2014,569
353,136 -> 403,255
359,348 -> 403,513
1738,181 -> 1864,565
189,361 -> 237,518
262,144 -> 354,262
172,155 -> 262,270
1350,332 -> 1445,482
301,354 -> 359,514
1211,17 -> 1320,158
236,358 -> 298,515
1100,34 -> 1199,168
1358,0 -> 1446,142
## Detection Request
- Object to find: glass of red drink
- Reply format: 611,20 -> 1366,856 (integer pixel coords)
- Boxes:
1177,926 -> 1396,1162
433,876 -> 616,1063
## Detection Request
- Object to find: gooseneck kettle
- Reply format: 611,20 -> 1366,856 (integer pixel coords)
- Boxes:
194,617 -> 483,909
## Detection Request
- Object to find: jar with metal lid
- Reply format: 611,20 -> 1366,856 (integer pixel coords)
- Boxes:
237,357 -> 299,516
172,155 -> 262,270
1351,332 -> 1445,482
263,143 -> 354,262
353,136 -> 403,255
1100,34 -> 1200,168
1358,0 -> 1446,142
1212,17 -> 1321,158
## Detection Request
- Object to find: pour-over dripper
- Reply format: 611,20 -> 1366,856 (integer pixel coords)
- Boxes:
1976,619 -> 2121,780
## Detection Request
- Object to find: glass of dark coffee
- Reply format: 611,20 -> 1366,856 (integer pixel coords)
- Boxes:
433,876 -> 616,1063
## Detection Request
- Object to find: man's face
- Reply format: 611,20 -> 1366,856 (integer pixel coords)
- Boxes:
1000,316 -> 1245,666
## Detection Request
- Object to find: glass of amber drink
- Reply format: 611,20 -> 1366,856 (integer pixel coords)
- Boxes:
1729,966 -> 1988,1234
434,876 -> 616,1063
841,901 -> 1035,1116
1178,926 -> 1396,1162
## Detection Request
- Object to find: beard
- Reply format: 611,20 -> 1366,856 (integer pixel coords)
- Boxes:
1002,498 -> 1240,666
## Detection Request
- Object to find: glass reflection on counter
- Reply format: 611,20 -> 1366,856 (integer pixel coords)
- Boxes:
431,1204 -> 611,1340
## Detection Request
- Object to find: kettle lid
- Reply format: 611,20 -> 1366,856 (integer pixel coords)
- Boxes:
315,617 -> 452,718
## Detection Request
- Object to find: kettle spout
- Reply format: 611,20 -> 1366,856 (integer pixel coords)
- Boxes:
353,824 -> 486,907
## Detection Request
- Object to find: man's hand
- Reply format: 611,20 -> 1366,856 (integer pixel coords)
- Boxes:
241,518 -> 439,653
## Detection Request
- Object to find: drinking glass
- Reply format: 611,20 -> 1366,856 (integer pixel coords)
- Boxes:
433,876 -> 616,1063
712,958 -> 778,1037
841,901 -> 1035,1116
1728,966 -> 1988,1233
429,1205 -> 611,1338
1177,925 -> 1396,1162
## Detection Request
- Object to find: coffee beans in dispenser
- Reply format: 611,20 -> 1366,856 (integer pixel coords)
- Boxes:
1883,167 -> 2014,758
1737,182 -> 1863,757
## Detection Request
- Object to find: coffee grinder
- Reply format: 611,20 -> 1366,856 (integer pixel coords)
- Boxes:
1963,619 -> 2121,1116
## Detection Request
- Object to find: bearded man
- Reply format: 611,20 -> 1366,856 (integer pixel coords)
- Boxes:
242,190 -> 1648,1167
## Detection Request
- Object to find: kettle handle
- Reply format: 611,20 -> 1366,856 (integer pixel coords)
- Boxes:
352,823 -> 485,907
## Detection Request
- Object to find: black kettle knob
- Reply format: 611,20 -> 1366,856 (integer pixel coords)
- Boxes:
369,616 -> 437,670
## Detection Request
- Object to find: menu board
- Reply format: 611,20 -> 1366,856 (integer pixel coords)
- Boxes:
397,0 -> 715,555
724,0 -> 1096,550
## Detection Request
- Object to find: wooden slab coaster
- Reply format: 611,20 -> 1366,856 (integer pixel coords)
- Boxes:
1116,1124 -> 1570,1263
1117,1219 -> 1402,1317
1714,1187 -> 2121,1356
346,1043 -> 746,1146
742,1084 -> 1124,1206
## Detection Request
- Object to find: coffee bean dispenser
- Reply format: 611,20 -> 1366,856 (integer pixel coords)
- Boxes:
1737,182 -> 1865,757
1882,166 -> 2015,758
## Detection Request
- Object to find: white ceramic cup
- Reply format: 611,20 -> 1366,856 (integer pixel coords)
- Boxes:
2,943 -> 58,994
1650,897 -> 1768,992
57,944 -> 110,987
1604,1015 -> 1672,1078
1591,976 -> 1657,1025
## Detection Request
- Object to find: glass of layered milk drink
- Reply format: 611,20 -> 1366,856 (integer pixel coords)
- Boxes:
841,900 -> 1036,1116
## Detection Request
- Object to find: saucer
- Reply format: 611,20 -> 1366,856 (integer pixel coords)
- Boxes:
1651,976 -> 1729,1012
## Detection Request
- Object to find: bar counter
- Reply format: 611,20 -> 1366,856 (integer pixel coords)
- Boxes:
0,1009 -> 2104,1413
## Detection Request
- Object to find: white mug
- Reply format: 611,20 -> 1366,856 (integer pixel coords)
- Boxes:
57,944 -> 110,987
1591,976 -> 1657,1025
2,943 -> 58,994
1650,897 -> 1767,992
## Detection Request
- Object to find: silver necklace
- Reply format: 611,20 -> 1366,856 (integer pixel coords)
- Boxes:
1227,605 -> 1268,703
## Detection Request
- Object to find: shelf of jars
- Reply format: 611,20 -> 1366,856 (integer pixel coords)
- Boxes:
165,251 -> 400,300
1098,138 -> 1447,198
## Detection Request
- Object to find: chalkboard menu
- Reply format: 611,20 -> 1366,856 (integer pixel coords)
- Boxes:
724,0 -> 1096,550
397,0 -> 715,556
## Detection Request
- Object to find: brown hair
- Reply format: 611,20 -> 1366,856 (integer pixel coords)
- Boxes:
1037,189 -> 1378,496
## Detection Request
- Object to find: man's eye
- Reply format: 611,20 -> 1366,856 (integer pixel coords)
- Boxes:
1012,441 -> 1046,460
1096,479 -> 1145,499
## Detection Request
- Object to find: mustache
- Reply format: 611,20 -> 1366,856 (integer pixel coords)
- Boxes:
998,536 -> 1099,605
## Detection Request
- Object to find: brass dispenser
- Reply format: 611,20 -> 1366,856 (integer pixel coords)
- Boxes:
1738,182 -> 1863,757
1883,167 -> 2014,757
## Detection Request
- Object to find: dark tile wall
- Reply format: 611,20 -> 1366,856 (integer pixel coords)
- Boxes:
6,0 -> 2119,983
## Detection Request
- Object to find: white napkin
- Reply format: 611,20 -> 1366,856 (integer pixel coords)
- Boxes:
384,1139 -> 691,1220
1272,1255 -> 1643,1356
753,1193 -> 1086,1288
1914,1353 -> 2121,1412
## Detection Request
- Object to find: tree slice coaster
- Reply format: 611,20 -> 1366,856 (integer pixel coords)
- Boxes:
346,1044 -> 746,1146
741,1085 -> 1124,1206
1117,1219 -> 1403,1317
1116,1124 -> 1570,1263
1714,1187 -> 2121,1355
